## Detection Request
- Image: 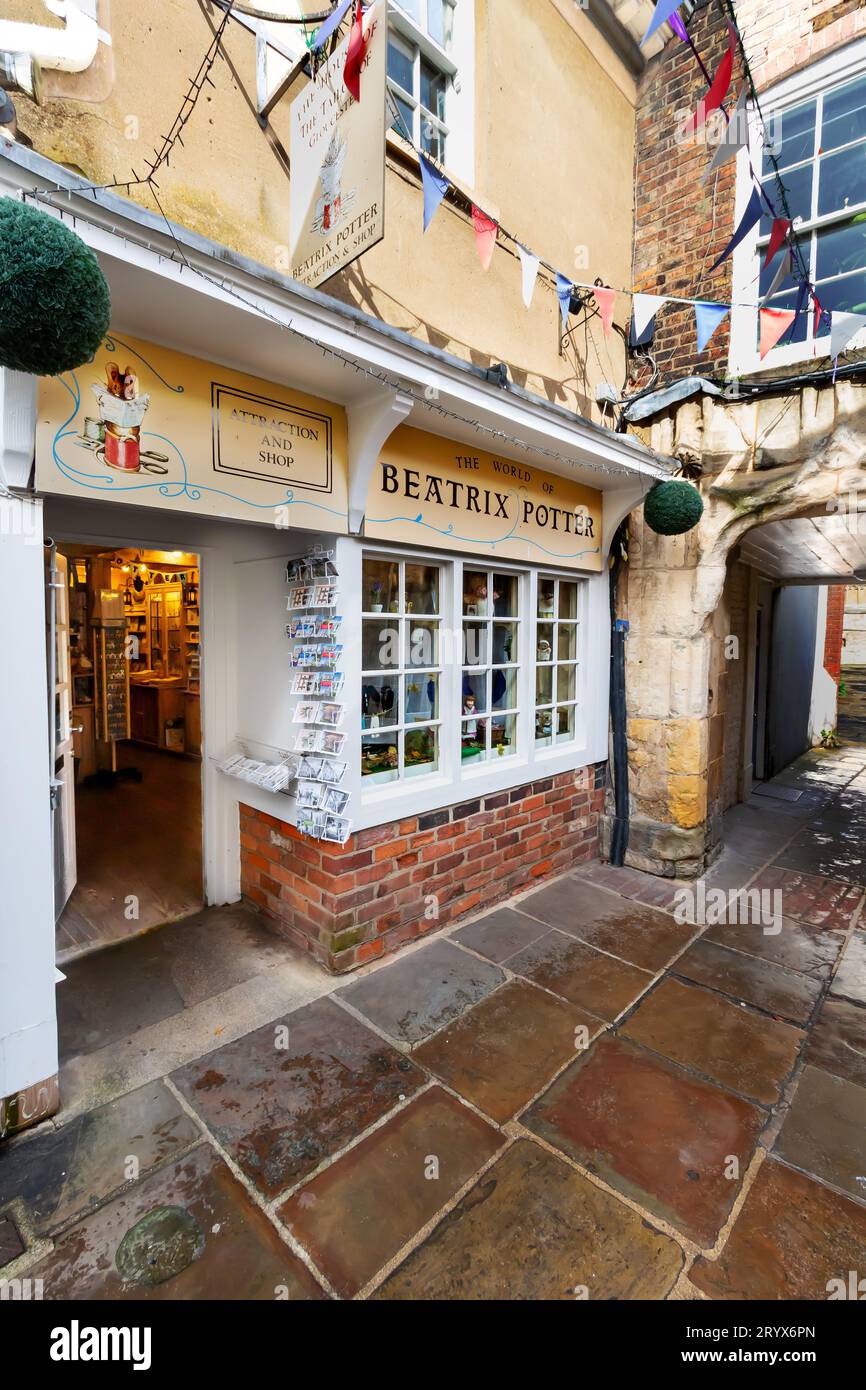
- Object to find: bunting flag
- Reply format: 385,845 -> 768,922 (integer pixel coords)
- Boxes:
518,245 -> 540,308
472,205 -> 498,271
709,185 -> 763,272
343,0 -> 367,102
593,287 -> 617,335
556,274 -> 574,329
763,217 -> 791,270
760,307 -> 796,358
310,0 -> 353,50
419,153 -> 449,231
830,311 -> 866,359
762,250 -> 792,303
669,12 -> 688,42
694,301 -> 729,352
814,295 -> 828,337
642,0 -> 682,47
704,85 -> 749,179
632,293 -> 666,340
691,24 -> 735,134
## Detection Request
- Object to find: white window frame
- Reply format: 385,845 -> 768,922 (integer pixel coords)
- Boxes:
386,0 -> 475,187
730,36 -> 866,376
347,541 -> 591,827
534,573 -> 583,749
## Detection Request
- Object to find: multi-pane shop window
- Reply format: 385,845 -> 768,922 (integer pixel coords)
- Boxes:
535,576 -> 581,746
461,569 -> 520,764
361,557 -> 443,784
387,1 -> 455,162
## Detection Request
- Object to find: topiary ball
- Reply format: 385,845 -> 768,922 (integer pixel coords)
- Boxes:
0,198 -> 111,376
644,480 -> 704,535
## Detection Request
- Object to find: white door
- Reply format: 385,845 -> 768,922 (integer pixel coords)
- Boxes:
50,552 -> 77,917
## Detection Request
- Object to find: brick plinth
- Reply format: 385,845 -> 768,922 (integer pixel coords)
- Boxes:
824,586 -> 846,682
240,764 -> 606,972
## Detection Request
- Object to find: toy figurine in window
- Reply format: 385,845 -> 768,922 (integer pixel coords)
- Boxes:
537,637 -> 552,663
539,583 -> 555,618
369,581 -> 383,613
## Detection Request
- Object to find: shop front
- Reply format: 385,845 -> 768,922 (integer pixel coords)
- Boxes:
0,144 -> 674,1129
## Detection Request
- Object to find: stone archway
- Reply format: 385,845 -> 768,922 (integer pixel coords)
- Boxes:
610,378 -> 866,879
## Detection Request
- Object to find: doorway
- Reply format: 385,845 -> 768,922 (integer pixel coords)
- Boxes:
50,543 -> 204,959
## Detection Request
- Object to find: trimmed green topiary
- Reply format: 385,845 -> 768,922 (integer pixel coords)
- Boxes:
644,480 -> 704,535
0,199 -> 111,376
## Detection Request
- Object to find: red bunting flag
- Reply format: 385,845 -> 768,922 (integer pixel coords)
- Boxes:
691,24 -> 736,133
344,0 -> 367,102
593,287 -> 617,336
759,307 -> 796,358
471,205 -> 498,271
763,218 -> 791,270
814,294 -> 826,336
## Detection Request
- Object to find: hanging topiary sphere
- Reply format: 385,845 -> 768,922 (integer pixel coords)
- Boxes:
644,480 -> 704,535
0,199 -> 111,376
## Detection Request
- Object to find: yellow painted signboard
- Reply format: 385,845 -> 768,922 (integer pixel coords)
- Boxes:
36,333 -> 349,530
365,426 -> 603,571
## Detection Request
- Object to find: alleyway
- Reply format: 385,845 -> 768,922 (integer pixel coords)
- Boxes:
2,741 -> 865,1300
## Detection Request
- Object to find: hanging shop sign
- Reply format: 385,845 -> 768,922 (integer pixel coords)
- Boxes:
36,332 -> 349,530
364,426 -> 603,572
289,0 -> 386,288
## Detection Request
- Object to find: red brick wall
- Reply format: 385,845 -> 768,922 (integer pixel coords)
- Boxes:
239,764 -> 606,973
633,0 -> 739,384
824,585 -> 846,680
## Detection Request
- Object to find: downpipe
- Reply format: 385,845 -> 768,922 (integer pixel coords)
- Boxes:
608,524 -> 629,866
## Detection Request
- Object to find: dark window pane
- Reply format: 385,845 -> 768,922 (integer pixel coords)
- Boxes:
390,92 -> 414,140
758,234 -> 807,298
823,75 -> 866,153
762,100 -> 815,175
815,220 -> 866,281
420,58 -> 447,120
760,164 -> 813,233
387,35 -> 413,93
814,270 -> 866,319
420,119 -> 445,162
818,144 -> 866,217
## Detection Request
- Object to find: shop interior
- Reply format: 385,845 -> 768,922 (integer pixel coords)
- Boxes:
53,545 -> 203,958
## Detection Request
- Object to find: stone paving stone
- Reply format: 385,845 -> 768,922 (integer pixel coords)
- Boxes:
673,938 -> 821,1025
831,931 -> 866,1006
0,1080 -> 200,1237
699,850 -> 763,890
774,830 -> 866,886
622,978 -> 803,1105
774,1065 -> 866,1202
558,900 -> 694,972
172,997 -> 425,1197
712,807 -> 795,865
278,1087 -> 502,1298
374,1139 -> 683,1300
515,875 -> 625,931
523,1035 -> 764,1247
749,865 -> 863,932
506,930 -> 653,1021
26,1143 -> 323,1300
690,1157 -> 866,1300
0,1214 -> 24,1267
413,979 -> 603,1122
704,916 -> 844,979
338,940 -> 505,1046
806,996 -> 866,1087
452,906 -> 549,964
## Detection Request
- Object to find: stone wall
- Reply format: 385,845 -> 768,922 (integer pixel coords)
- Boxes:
240,764 -> 605,972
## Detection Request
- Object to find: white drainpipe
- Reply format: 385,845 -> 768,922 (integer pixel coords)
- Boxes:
0,1 -> 103,75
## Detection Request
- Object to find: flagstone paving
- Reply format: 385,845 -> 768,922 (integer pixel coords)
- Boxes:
2,741 -> 866,1300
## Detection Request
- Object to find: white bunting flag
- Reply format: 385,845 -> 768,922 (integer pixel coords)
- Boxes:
704,85 -> 750,179
632,293 -> 666,341
761,250 -> 792,304
518,244 -> 540,308
830,311 -> 866,359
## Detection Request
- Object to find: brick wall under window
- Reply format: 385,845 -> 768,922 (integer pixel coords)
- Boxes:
240,764 -> 606,973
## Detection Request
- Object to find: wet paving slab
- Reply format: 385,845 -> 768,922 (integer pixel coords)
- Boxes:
0,1081 -> 200,1238
510,874 -> 633,931
452,906 -> 549,963
171,997 -> 425,1198
556,899 -> 693,972
831,931 -> 866,1006
690,1157 -> 866,1300
373,1139 -> 684,1301
773,1064 -> 866,1202
672,938 -> 822,1026
505,930 -> 654,1020
622,978 -> 803,1106
25,1143 -> 325,1300
278,1087 -> 503,1298
523,1035 -> 765,1247
747,865 -> 863,932
805,996 -> 866,1087
337,939 -> 505,1046
413,978 -> 603,1123
703,915 -> 844,979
